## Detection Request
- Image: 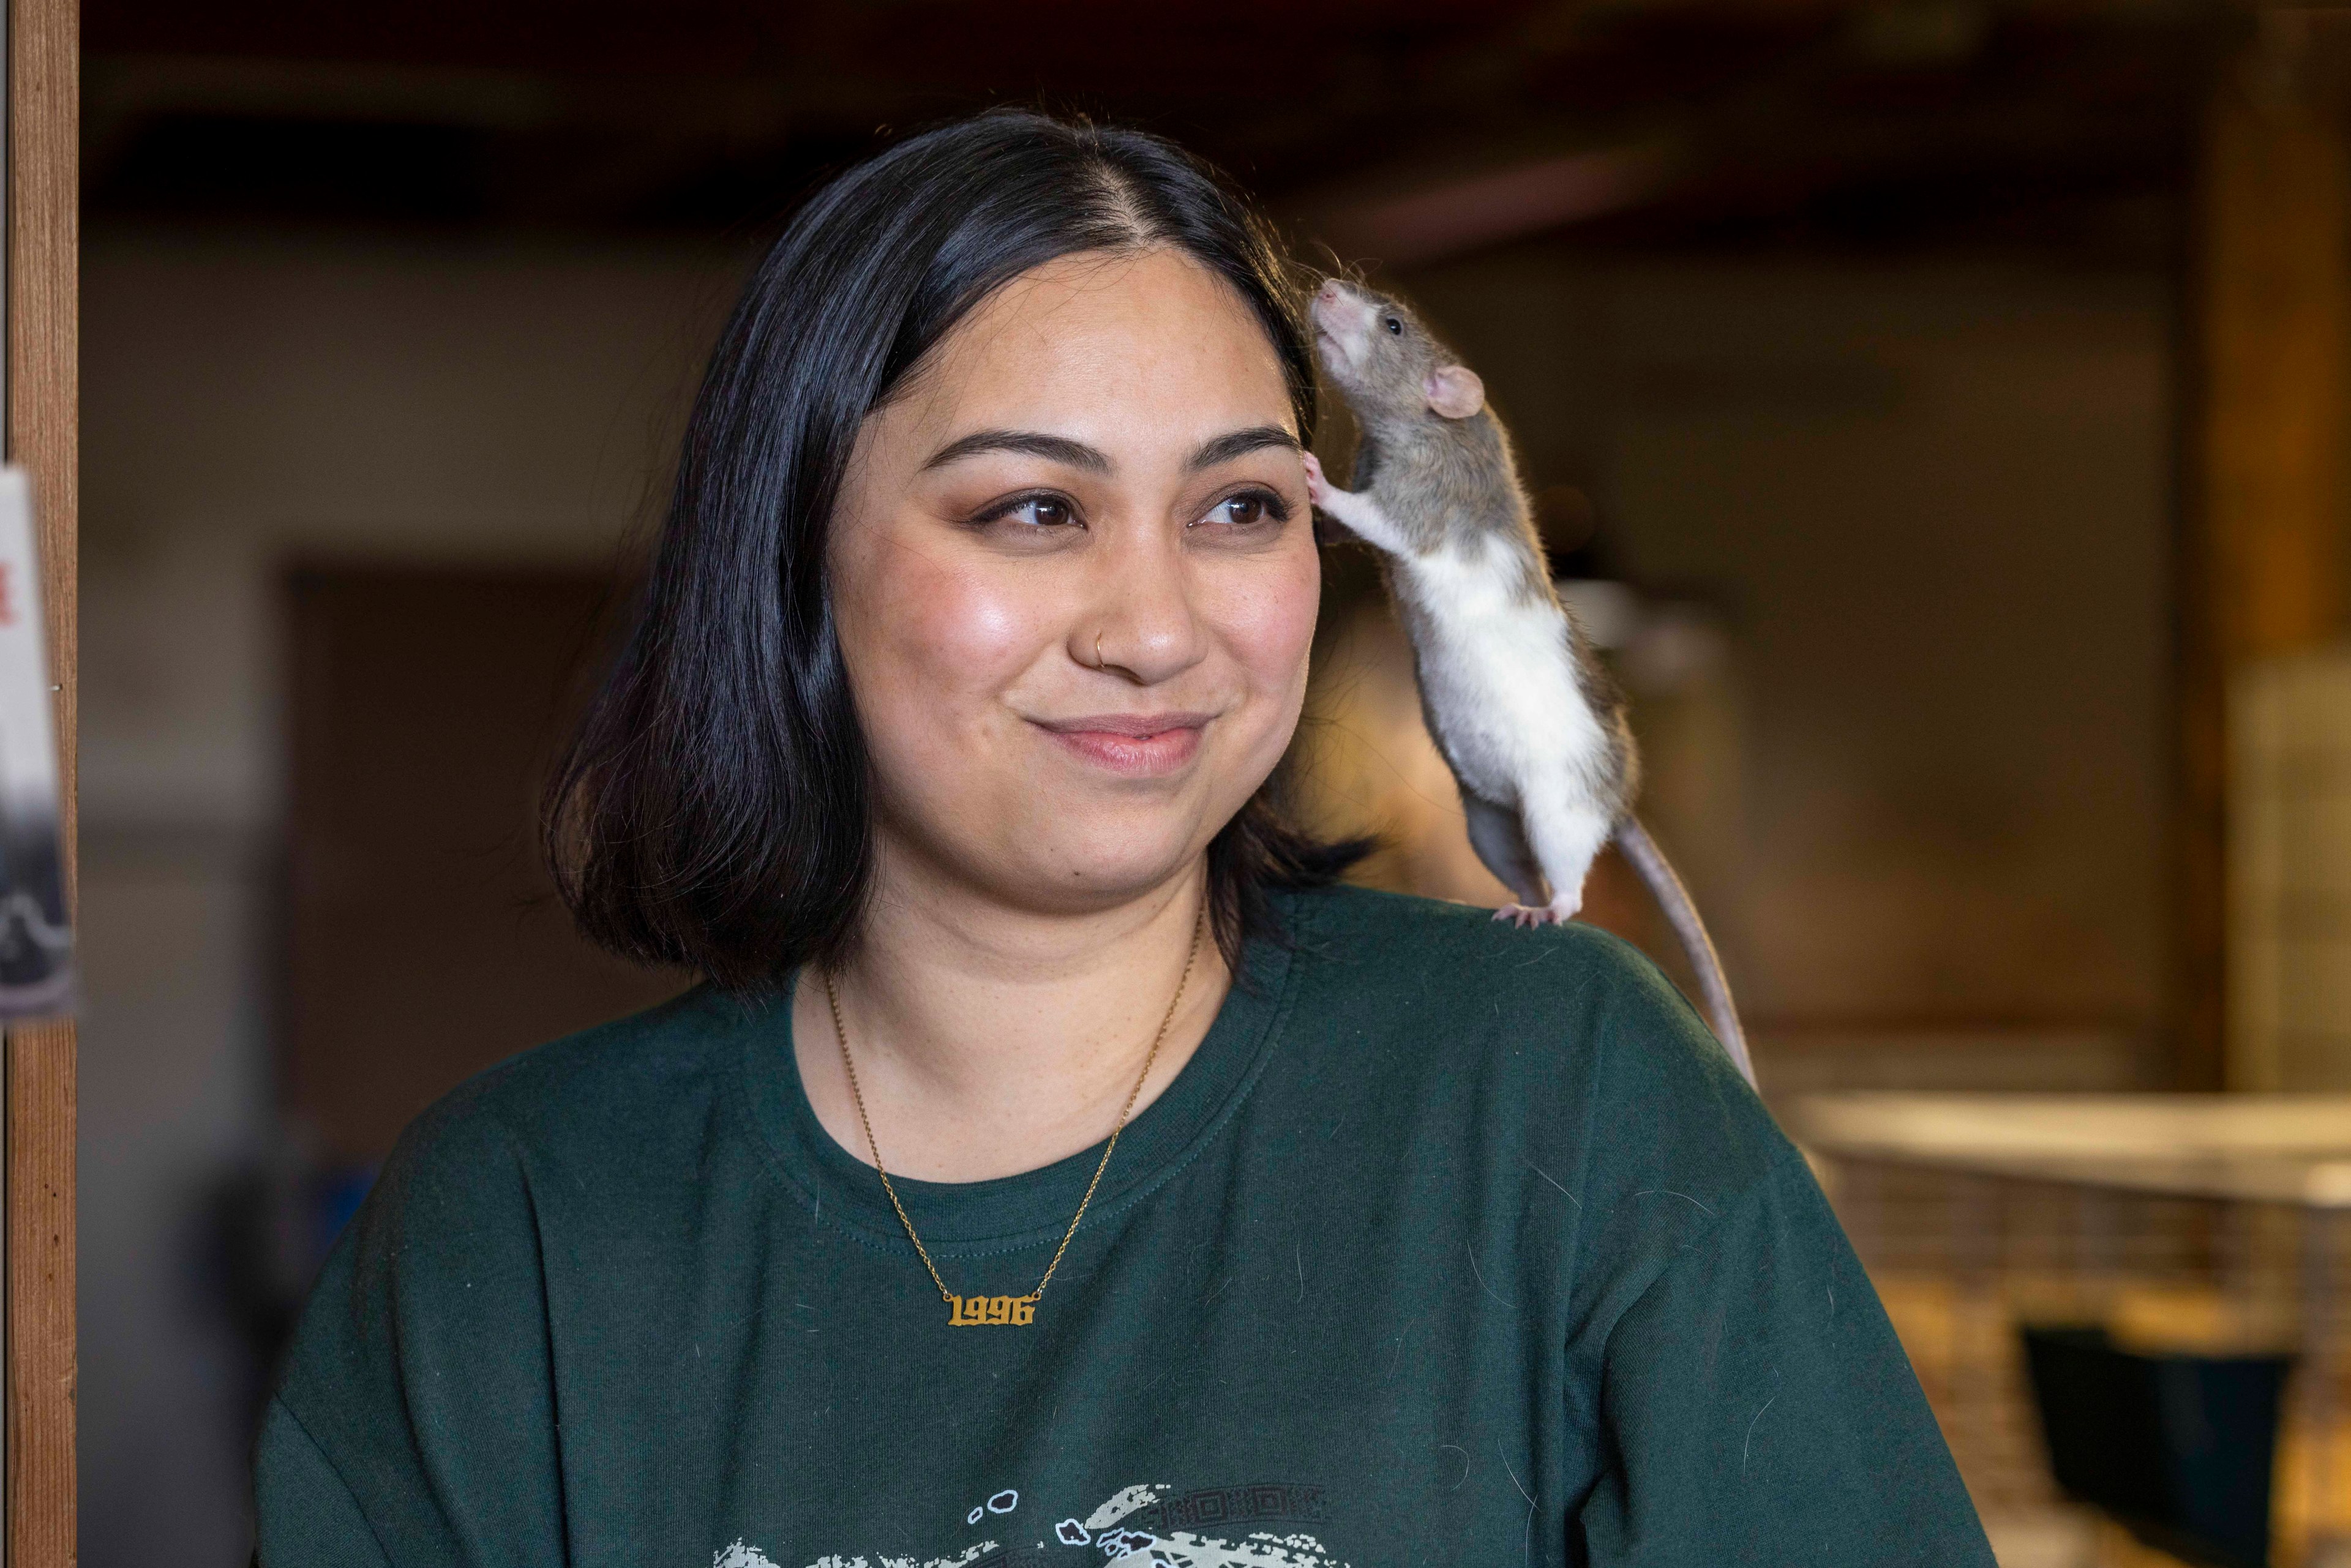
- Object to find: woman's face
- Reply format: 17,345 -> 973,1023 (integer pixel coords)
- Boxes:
829,247 -> 1320,920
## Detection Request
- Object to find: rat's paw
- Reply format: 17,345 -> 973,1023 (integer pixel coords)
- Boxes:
1302,451 -> 1332,506
1493,903 -> 1560,928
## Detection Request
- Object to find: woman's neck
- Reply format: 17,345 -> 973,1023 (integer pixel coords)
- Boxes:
790,852 -> 1231,1184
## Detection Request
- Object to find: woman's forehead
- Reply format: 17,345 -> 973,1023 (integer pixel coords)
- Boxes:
902,248 -> 1295,441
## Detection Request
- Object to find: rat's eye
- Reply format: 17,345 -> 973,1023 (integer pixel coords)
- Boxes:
1383,315 -> 1404,336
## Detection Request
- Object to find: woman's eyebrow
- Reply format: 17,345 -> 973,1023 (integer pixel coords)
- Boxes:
1188,426 -> 1301,470
921,430 -> 1109,473
919,425 -> 1300,475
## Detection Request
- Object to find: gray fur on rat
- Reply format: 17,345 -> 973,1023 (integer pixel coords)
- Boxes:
1303,276 -> 1752,1086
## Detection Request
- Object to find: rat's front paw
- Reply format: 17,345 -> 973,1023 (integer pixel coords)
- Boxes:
1302,451 -> 1332,507
1494,903 -> 1561,928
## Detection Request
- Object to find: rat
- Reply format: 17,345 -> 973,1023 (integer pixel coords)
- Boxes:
1301,276 -> 1753,1084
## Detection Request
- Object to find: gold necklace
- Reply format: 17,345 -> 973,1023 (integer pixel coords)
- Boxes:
822,906 -> 1204,1327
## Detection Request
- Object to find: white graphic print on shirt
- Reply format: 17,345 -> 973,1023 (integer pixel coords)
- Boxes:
713,1479 -> 1349,1568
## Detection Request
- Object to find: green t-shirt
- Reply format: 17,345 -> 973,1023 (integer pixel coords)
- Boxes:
257,885 -> 1993,1567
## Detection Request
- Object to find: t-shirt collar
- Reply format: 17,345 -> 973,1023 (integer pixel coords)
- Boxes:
735,902 -> 1301,1250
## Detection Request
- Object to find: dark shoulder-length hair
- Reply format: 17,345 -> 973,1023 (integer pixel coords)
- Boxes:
546,108 -> 1367,989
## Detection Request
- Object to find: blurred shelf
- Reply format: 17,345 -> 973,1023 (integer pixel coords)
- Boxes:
1788,1092 -> 2351,1209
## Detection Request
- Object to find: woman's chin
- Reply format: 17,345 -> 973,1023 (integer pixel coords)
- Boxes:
979,826 -> 1220,915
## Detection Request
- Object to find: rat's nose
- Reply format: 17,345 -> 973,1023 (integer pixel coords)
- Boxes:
1316,279 -> 1344,305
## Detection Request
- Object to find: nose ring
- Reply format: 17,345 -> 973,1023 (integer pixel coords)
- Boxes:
1092,631 -> 1105,670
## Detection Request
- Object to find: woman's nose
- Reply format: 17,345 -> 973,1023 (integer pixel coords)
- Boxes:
1073,541 -> 1205,686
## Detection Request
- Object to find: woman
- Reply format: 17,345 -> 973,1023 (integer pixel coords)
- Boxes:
255,111 -> 1992,1567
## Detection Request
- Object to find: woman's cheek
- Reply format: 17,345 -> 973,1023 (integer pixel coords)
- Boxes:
881,555 -> 1052,722
1215,542 -> 1321,701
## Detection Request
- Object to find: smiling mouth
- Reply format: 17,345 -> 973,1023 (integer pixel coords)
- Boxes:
1032,713 -> 1212,778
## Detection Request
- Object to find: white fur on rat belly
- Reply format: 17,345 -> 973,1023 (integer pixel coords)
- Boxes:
1395,534 -> 1607,812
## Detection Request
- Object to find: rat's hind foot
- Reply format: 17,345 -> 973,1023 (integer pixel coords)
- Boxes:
1493,890 -> 1585,928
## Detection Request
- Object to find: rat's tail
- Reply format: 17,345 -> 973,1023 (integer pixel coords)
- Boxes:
1613,818 -> 1755,1089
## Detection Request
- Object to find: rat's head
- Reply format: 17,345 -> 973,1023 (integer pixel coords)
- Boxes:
1308,277 -> 1485,426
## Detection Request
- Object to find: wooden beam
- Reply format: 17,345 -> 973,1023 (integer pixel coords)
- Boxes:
2184,25 -> 2351,1089
2202,75 -> 2347,661
6,0 -> 75,1555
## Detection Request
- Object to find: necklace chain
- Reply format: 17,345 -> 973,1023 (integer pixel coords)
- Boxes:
822,906 -> 1205,1322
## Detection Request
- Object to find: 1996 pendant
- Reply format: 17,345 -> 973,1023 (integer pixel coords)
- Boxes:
950,1293 -> 1037,1326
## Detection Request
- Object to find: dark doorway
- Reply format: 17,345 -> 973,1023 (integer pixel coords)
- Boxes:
283,565 -> 685,1162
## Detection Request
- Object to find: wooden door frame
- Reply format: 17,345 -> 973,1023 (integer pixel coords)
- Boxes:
6,0 -> 74,1558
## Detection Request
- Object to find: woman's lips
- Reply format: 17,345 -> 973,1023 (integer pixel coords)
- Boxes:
1033,713 -> 1212,778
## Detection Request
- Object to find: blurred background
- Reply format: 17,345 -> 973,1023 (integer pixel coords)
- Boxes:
72,1 -> 2351,1564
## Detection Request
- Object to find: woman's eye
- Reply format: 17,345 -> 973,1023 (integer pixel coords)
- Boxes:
1200,491 -> 1287,529
985,494 -> 1078,530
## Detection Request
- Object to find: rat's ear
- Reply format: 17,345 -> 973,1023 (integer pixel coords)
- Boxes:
1425,365 -> 1485,419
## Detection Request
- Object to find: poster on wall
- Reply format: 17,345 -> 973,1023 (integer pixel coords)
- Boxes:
0,467 -> 72,1016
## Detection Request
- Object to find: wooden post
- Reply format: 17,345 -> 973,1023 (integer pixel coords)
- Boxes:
2183,16 -> 2351,1090
6,0 -> 74,1555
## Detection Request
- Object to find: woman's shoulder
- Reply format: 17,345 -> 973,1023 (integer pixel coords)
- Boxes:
382,981 -> 768,1193
1281,882 -> 1719,1062
1273,882 -> 1778,1197
1288,879 -> 1656,971
268,985 -> 778,1522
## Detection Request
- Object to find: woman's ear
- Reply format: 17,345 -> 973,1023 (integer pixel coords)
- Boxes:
1424,366 -> 1485,419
